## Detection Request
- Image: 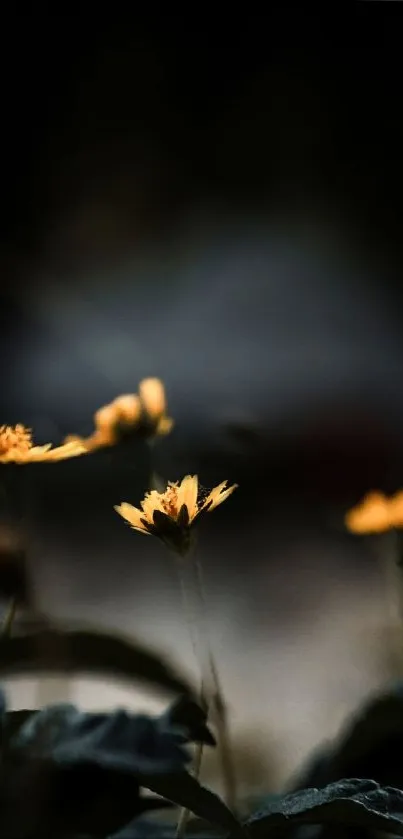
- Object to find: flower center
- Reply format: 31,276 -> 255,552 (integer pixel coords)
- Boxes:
161,485 -> 180,519
0,425 -> 33,456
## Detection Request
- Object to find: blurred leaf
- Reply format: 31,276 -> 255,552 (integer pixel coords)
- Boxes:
15,703 -> 190,774
5,698 -> 242,837
245,779 -> 403,837
0,625 -> 196,697
110,815 -> 221,838
289,684 -> 403,793
328,684 -> 403,788
0,755 -> 174,838
4,708 -> 36,741
161,695 -> 216,746
287,745 -> 333,793
0,700 -> 186,837
141,771 -> 244,837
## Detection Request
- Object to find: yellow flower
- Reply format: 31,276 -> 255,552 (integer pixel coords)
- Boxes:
138,378 -> 174,437
65,378 -> 173,452
345,490 -> 403,534
115,474 -> 238,555
0,425 -> 86,464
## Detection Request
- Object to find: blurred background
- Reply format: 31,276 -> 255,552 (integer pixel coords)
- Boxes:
1,6 -> 403,795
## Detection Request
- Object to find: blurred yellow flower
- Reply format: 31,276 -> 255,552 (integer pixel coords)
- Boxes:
138,378 -> 174,437
0,425 -> 86,464
65,377 -> 173,452
346,490 -> 403,534
115,474 -> 237,555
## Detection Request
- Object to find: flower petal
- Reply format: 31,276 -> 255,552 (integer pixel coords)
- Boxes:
211,484 -> 238,510
112,394 -> 141,425
11,443 -> 86,463
139,378 -> 166,420
200,481 -> 238,513
114,503 -> 151,534
141,490 -> 166,523
94,402 -> 120,431
43,442 -> 86,461
345,492 -> 392,534
177,475 -> 199,522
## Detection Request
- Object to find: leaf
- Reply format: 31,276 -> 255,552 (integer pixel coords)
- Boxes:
5,708 -> 36,740
0,624 -> 196,697
3,695 -> 243,837
14,702 -> 241,834
142,771 -> 244,837
328,684 -> 403,788
161,695 -> 217,746
110,816 -> 221,838
0,755 -> 174,838
289,684 -> 403,793
4,702 -> 193,838
246,778 -> 403,837
13,704 -> 191,774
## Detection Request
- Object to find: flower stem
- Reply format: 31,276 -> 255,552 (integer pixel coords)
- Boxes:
2,598 -> 17,638
175,553 -> 238,815
193,558 -> 237,813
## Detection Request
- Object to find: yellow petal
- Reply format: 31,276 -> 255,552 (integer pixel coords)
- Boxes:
114,502 -> 150,533
30,442 -> 86,462
13,444 -> 53,462
141,489 -> 166,523
203,481 -> 238,512
112,394 -> 141,425
139,378 -> 166,420
94,402 -> 119,431
345,492 -> 392,534
177,475 -> 199,522
388,491 -> 403,528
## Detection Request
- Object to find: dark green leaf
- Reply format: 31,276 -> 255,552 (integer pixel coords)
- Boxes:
3,700 -> 194,837
23,702 -> 240,834
328,684 -> 403,788
142,771 -> 244,837
0,625 -> 196,697
110,817 -> 221,838
246,778 -> 403,837
0,755 -> 174,838
287,745 -> 333,794
14,704 -> 191,774
289,683 -> 403,793
5,708 -> 36,740
161,695 -> 216,746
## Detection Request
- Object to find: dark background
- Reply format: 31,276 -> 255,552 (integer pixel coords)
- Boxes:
1,5 -> 403,790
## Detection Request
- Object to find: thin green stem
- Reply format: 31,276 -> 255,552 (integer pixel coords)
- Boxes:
176,553 -> 238,816
194,558 -> 237,813
2,598 -> 17,638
